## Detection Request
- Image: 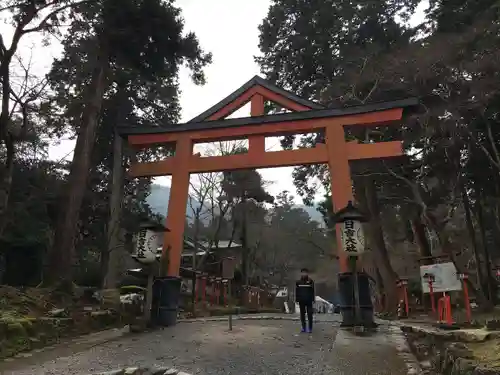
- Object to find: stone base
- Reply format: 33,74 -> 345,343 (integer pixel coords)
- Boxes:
338,272 -> 375,328
340,308 -> 376,328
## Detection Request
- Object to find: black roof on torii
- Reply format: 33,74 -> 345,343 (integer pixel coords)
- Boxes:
118,75 -> 418,136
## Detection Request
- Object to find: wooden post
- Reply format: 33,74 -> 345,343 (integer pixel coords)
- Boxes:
201,275 -> 207,304
228,280 -> 233,331
144,268 -> 154,325
459,273 -> 471,324
211,278 -> 217,305
222,280 -> 227,306
325,125 -> 353,273
401,278 -> 409,317
429,280 -> 435,313
163,136 -> 192,276
216,279 -> 221,305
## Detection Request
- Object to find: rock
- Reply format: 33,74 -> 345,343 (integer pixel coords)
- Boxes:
101,289 -> 121,308
89,369 -> 182,375
451,358 -> 477,375
473,367 -> 500,375
147,368 -> 172,375
124,367 -> 139,374
485,319 -> 500,331
14,352 -> 32,358
419,360 -> 432,369
48,308 -> 67,318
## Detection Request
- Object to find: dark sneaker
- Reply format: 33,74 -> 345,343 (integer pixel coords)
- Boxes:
301,328 -> 306,333
307,328 -> 312,333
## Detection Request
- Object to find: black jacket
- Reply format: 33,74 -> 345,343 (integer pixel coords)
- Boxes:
295,277 -> 315,304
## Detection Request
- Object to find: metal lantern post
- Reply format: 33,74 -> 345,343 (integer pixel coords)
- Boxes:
331,200 -> 368,327
131,222 -> 169,325
222,256 -> 236,331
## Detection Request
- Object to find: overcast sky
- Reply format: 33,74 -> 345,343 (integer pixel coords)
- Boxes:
2,0 -> 318,202
2,0 -> 427,204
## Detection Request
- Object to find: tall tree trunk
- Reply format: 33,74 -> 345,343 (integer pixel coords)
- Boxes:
375,266 -> 385,310
460,179 -> 486,295
0,26 -> 27,237
411,215 -> 432,260
424,210 -> 493,310
0,136 -> 14,236
362,177 -> 399,313
102,130 -> 124,292
475,189 -> 495,302
45,53 -> 108,289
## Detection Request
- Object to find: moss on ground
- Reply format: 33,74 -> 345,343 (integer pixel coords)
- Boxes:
469,338 -> 500,369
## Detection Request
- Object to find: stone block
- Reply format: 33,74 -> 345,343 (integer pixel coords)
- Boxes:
95,370 -> 125,375
473,367 -> 500,375
148,367 -> 174,375
485,319 -> 500,331
124,367 -> 139,374
451,358 -> 477,375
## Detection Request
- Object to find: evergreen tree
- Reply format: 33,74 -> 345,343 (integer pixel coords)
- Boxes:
43,0 -> 211,288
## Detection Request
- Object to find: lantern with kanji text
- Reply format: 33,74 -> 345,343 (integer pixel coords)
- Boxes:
132,222 -> 169,264
331,201 -> 368,256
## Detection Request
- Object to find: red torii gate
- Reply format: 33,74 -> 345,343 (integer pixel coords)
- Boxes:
119,75 -> 416,300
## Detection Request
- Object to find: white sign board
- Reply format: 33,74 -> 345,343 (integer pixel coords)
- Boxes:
181,279 -> 194,294
340,219 -> 365,255
132,229 -> 163,264
420,262 -> 462,293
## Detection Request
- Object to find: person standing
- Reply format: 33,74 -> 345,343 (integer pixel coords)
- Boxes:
296,268 -> 315,333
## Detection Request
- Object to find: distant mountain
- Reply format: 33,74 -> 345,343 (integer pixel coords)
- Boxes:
146,184 -> 324,224
147,184 -> 205,221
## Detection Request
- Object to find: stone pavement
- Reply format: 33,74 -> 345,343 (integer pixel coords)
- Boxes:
390,319 -> 500,343
0,314 -> 422,375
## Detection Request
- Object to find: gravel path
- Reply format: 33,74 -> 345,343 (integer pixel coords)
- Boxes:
0,316 -> 417,375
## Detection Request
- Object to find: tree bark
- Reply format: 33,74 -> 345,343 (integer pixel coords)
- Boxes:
475,189 -> 495,302
362,177 -> 399,313
459,179 -> 486,293
0,27 -> 23,237
45,52 -> 108,290
424,210 -> 493,310
102,130 -> 124,292
411,216 -> 432,260
0,136 -> 15,236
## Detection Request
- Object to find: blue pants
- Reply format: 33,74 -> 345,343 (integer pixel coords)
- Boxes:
299,302 -> 313,330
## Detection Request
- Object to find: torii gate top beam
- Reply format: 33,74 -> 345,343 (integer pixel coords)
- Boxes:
120,97 -> 417,147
